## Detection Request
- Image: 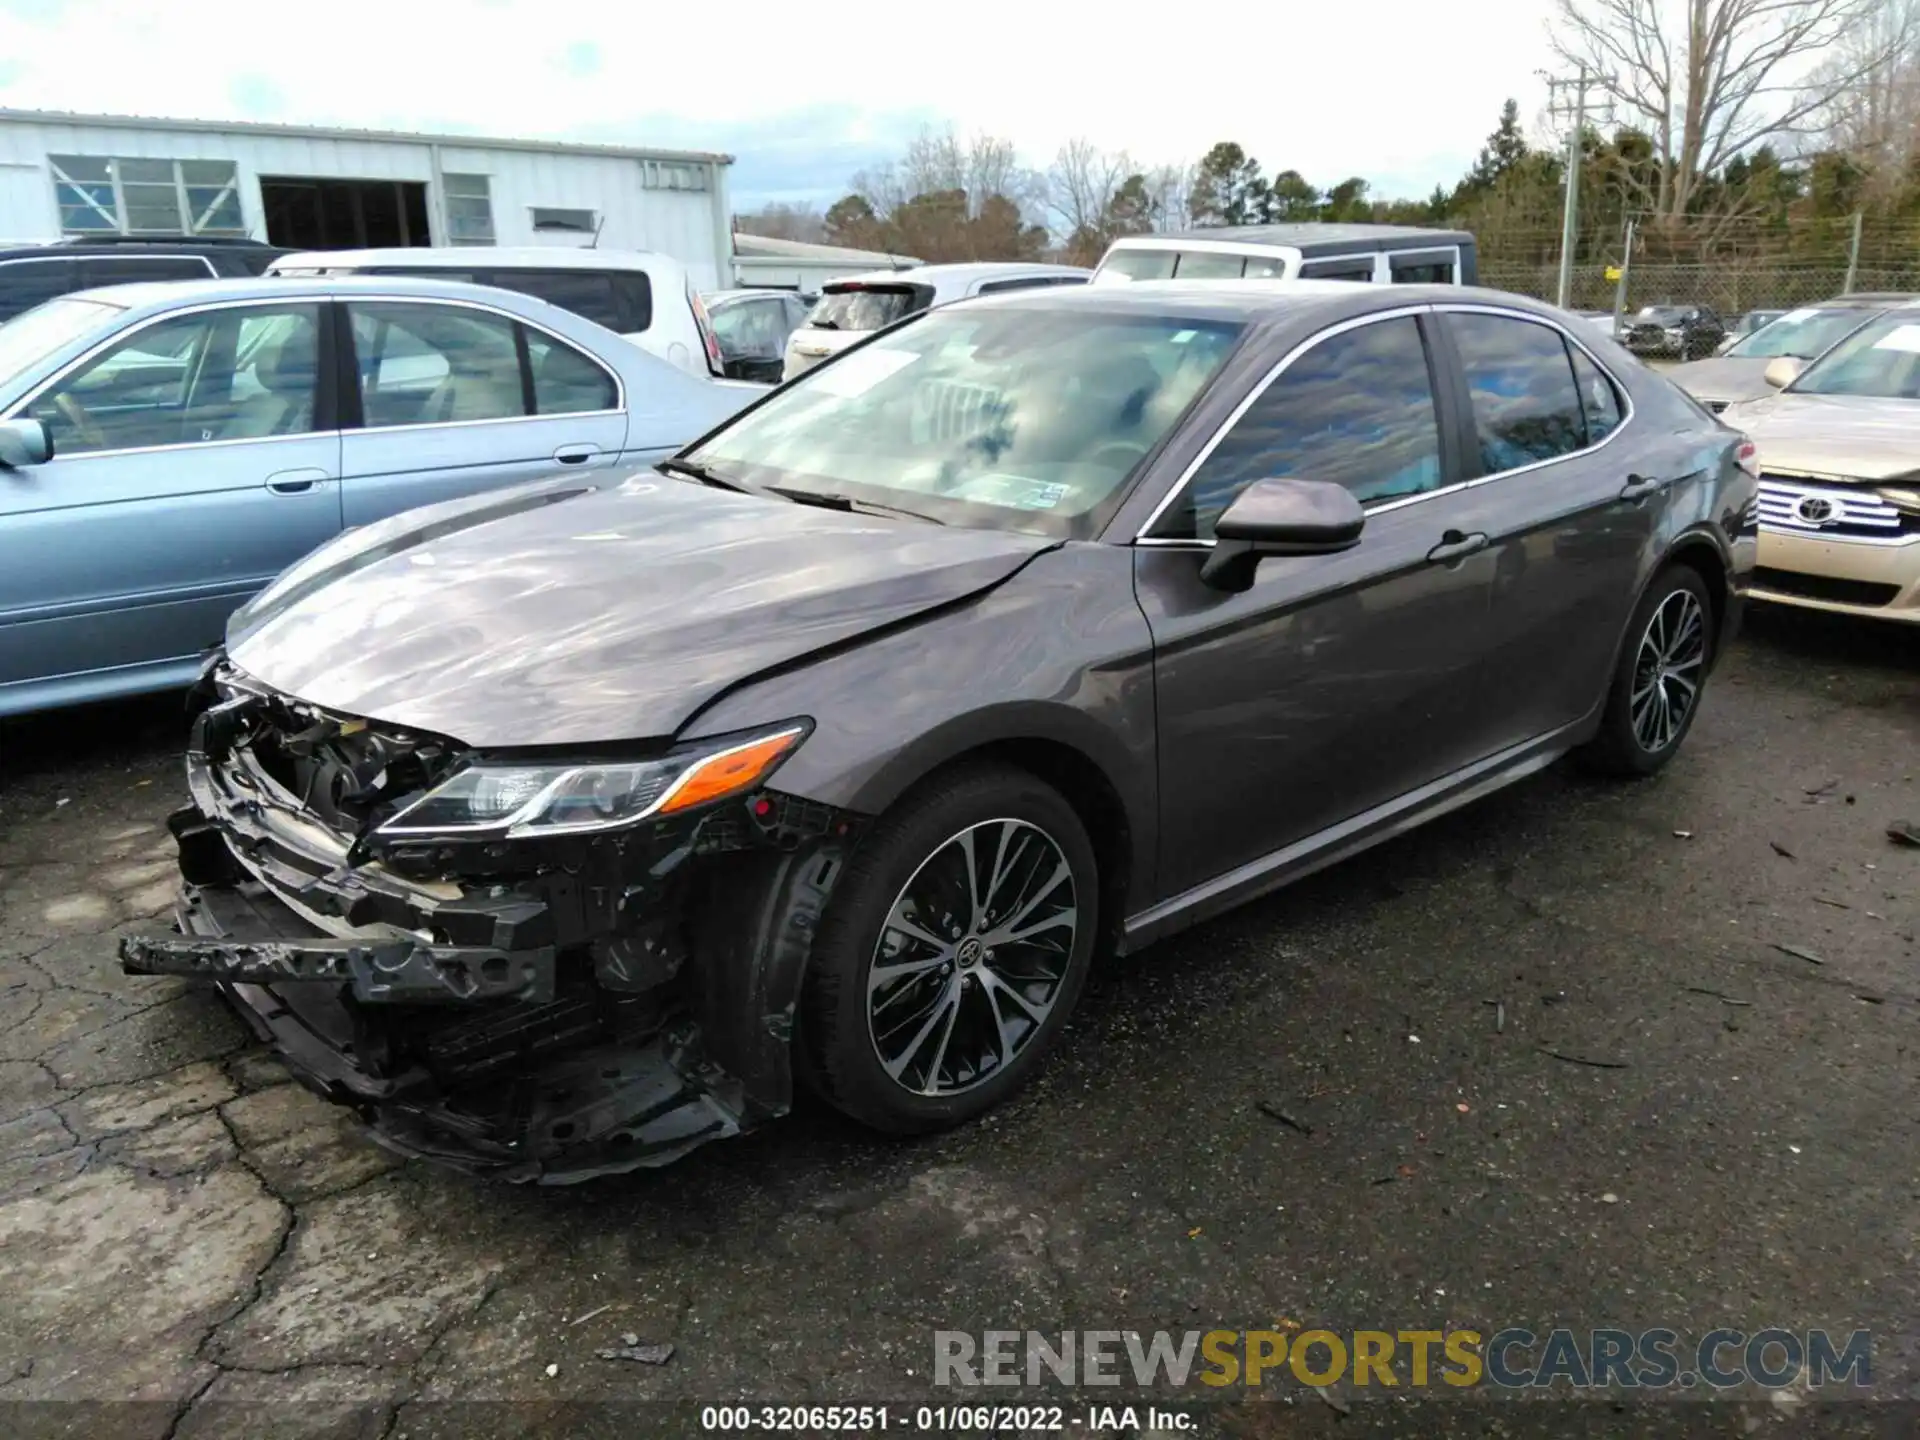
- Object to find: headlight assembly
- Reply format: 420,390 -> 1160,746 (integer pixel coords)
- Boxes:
376,723 -> 808,839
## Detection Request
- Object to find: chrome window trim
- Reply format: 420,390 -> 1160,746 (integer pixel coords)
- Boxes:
1433,302 -> 1636,492
1132,301 -> 1636,546
6,291 -> 625,456
1132,303 -> 1432,542
344,294 -> 627,425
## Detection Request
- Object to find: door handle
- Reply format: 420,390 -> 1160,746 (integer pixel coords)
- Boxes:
552,444 -> 598,465
1618,473 -> 1671,503
1425,528 -> 1489,564
265,468 -> 329,495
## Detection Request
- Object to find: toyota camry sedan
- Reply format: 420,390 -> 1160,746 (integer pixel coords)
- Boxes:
121,281 -> 1758,1182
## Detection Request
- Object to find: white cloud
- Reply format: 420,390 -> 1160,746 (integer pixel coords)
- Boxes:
0,0 -> 1557,204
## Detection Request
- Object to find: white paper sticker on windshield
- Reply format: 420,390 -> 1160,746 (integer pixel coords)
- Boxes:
807,347 -> 920,396
1775,308 -> 1819,326
1872,323 -> 1920,354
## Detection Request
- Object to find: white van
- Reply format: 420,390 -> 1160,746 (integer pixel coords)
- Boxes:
266,247 -> 727,380
782,262 -> 1091,380
1094,225 -> 1478,287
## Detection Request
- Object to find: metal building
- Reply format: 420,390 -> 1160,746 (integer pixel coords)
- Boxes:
0,109 -> 737,289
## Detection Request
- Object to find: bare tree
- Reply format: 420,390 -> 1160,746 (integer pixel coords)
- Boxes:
1815,0 -> 1920,176
1551,0 -> 1912,217
733,201 -> 827,244
1045,138 -> 1135,238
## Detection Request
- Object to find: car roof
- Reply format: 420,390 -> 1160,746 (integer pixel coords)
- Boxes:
0,239 -> 281,259
267,246 -> 683,275
1109,223 -> 1473,251
56,272 -> 603,312
823,261 -> 1091,290
949,277 -> 1562,325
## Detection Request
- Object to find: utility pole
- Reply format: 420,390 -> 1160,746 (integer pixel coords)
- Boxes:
1844,211 -> 1863,294
1543,67 -> 1613,310
1612,216 -> 1635,337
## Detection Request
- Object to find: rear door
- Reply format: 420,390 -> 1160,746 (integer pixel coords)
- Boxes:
337,297 -> 627,525
1134,310 -> 1499,896
1431,305 -> 1654,748
0,300 -> 341,698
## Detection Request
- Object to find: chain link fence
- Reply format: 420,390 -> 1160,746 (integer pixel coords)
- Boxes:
1480,262 -> 1920,315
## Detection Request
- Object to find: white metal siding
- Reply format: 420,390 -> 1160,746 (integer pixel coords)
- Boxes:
0,118 -> 730,287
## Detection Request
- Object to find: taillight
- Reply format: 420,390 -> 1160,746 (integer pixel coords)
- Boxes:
1736,439 -> 1760,479
689,288 -> 724,376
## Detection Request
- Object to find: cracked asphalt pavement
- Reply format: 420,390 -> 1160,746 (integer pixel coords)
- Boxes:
0,604 -> 1914,1439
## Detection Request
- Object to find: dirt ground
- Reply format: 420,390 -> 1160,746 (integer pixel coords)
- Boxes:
0,603 -> 1914,1439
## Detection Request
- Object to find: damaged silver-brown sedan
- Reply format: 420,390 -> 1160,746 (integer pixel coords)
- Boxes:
123,281 -> 1756,1181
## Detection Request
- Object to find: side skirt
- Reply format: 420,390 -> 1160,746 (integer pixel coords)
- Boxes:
1119,717 -> 1592,953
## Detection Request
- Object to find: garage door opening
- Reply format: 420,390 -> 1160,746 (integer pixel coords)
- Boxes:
261,178 -> 431,249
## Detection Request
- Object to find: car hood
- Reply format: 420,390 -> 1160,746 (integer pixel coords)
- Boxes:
1666,355 -> 1771,405
225,471 -> 1058,747
1720,392 -> 1920,481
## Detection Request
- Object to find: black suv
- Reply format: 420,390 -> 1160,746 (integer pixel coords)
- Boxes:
1624,304 -> 1727,360
0,237 -> 289,322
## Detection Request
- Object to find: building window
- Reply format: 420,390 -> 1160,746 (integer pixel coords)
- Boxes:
49,155 -> 246,237
443,173 -> 495,245
530,206 -> 597,235
641,159 -> 708,192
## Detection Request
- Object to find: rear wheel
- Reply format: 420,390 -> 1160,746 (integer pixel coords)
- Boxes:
798,764 -> 1097,1134
1578,563 -> 1716,776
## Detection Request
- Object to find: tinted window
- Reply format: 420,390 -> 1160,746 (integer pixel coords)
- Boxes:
78,256 -> 216,287
1299,259 -> 1374,282
349,302 -> 526,427
807,286 -> 921,331
487,269 -> 624,332
1390,255 -> 1455,284
29,303 -> 321,454
612,273 -> 652,332
526,329 -> 617,415
1177,316 -> 1442,536
1446,313 -> 1586,473
0,259 -> 77,320
1172,252 -> 1246,279
1569,347 -> 1624,444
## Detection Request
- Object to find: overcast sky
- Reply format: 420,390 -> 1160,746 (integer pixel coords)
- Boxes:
0,0 -> 1558,212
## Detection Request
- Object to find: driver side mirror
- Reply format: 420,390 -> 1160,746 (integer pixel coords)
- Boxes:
0,417 -> 52,469
1198,477 -> 1366,593
1764,356 -> 1805,390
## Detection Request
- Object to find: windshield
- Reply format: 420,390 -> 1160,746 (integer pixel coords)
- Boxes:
806,286 -> 923,331
1789,311 -> 1920,398
1726,306 -> 1872,360
685,307 -> 1244,535
0,297 -> 121,385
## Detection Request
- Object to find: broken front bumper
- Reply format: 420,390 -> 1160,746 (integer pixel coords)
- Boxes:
131,878 -> 740,1182
118,670 -> 855,1183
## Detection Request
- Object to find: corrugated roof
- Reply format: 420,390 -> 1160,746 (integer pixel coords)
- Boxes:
0,107 -> 732,166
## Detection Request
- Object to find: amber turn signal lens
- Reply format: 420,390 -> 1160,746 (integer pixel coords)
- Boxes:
656,727 -> 805,816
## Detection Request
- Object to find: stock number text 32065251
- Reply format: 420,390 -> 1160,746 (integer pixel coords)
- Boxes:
700,1404 -> 1073,1431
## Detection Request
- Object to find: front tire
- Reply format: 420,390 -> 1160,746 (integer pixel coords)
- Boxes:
798,764 -> 1098,1135
1578,563 -> 1716,776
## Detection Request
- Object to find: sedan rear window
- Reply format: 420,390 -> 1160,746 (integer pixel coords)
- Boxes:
688,308 -> 1244,536
806,286 -> 926,332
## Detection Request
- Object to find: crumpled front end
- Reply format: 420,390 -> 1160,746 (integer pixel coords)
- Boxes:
119,661 -> 857,1183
